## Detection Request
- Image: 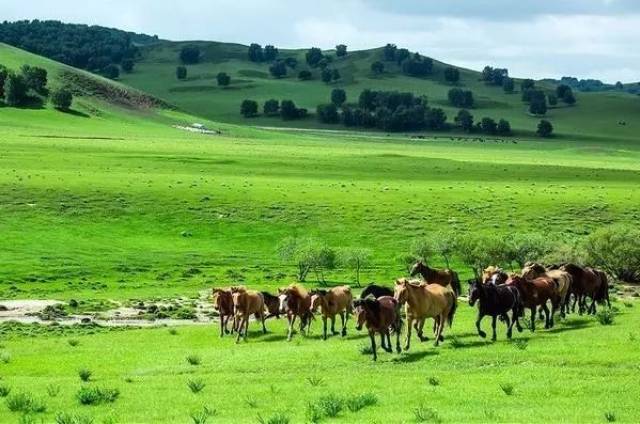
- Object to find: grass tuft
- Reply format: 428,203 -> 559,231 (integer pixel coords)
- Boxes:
605,411 -> 616,422
306,402 -> 323,423
257,412 -> 291,424
77,368 -> 92,382
307,375 -> 324,387
168,328 -> 178,335
1,351 -> 11,364
76,387 -> 119,405
596,309 -> 615,325
512,339 -> 529,350
186,354 -> 201,366
55,411 -> 95,424
414,405 -> 442,423
345,392 -> 378,412
189,406 -> 216,424
0,383 -> 11,397
68,339 -> 80,347
428,377 -> 440,386
316,394 -> 343,418
5,392 -> 47,413
187,378 -> 206,394
46,384 -> 61,397
244,395 -> 258,408
500,383 -> 515,396
359,344 -> 373,355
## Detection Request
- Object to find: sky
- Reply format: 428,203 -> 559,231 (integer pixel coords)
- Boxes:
3,0 -> 639,82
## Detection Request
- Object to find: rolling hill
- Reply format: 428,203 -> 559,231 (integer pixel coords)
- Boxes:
117,40 -> 640,142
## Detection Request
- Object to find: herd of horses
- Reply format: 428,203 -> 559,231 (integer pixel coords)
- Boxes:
211,260 -> 611,361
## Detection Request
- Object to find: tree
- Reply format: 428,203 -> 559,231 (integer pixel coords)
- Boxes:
331,88 -> 346,106
102,64 -> 120,80
401,56 -> 433,77
121,59 -> 134,73
456,234 -> 511,278
321,68 -> 333,84
317,103 -> 339,124
615,81 -> 624,90
497,119 -> 511,135
395,48 -> 410,65
505,233 -> 551,269
269,61 -> 287,78
50,88 -> 73,111
448,88 -> 474,108
21,65 -> 48,95
339,248 -> 372,286
335,44 -> 347,57
585,224 -> 640,282
240,99 -> 258,117
502,77 -> 514,93
248,43 -> 263,62
383,44 -> 397,61
176,66 -> 187,80
555,84 -> 571,99
370,61 -> 384,75
562,89 -> 576,105
216,72 -> 230,87
521,79 -> 535,92
482,66 -> 508,85
455,109 -> 474,132
433,232 -> 456,269
3,73 -> 27,106
180,45 -> 200,64
528,91 -> 547,115
284,57 -> 298,69
548,93 -> 558,106
306,47 -> 324,67
0,65 -> 8,98
281,99 -> 304,120
298,70 -> 312,80
480,117 -> 497,134
263,99 -> 279,116
537,120 -> 553,137
425,108 -> 447,130
264,45 -> 278,61
332,69 -> 341,82
444,66 -> 460,83
276,236 -> 315,282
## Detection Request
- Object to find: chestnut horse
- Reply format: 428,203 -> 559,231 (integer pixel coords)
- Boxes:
231,287 -> 267,343
353,296 -> 402,361
506,275 -> 559,331
410,261 -> 461,297
394,278 -> 457,350
468,279 -> 523,340
559,264 -> 609,315
310,286 -> 353,340
278,284 -> 313,341
482,266 -> 509,285
261,291 -> 282,319
522,263 -> 572,317
212,288 -> 235,337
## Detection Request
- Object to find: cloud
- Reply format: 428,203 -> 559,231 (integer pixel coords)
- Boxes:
2,0 -> 639,82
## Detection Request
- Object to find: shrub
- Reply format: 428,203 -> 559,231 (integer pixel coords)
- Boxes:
55,412 -> 95,424
3,73 -> 28,106
298,70 -> 312,80
51,88 -> 73,111
346,393 -> 378,412
240,99 -> 259,118
6,392 -> 46,413
537,120 -> 553,138
585,224 -> 640,282
216,72 -> 230,87
176,66 -> 188,80
187,378 -> 206,393
78,368 -> 92,382
186,354 -> 201,366
180,45 -> 201,64
596,309 -> 615,326
317,394 -> 343,417
414,405 -> 442,423
76,387 -> 119,405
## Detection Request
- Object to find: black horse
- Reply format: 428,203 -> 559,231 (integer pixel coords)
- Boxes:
360,283 -> 393,299
468,280 -> 523,341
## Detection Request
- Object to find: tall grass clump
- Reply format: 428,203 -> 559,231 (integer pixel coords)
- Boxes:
47,384 -> 61,397
257,412 -> 291,424
596,309 -> 615,325
414,405 -> 442,423
0,383 -> 11,397
76,387 -> 119,405
189,406 -> 216,424
77,368 -> 92,382
5,392 -> 47,413
55,411 -> 95,424
187,378 -> 206,394
317,394 -> 343,418
500,383 -> 515,396
186,354 -> 201,366
346,393 -> 378,412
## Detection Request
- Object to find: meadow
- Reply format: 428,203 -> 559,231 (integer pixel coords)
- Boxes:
1,42 -> 640,423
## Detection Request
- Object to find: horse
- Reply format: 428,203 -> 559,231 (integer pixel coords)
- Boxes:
482,266 -> 509,285
522,263 -> 572,317
212,288 -> 235,337
394,278 -> 457,350
559,264 -> 608,315
468,279 -> 523,340
360,283 -> 393,299
278,284 -> 313,341
506,275 -> 559,331
409,261 -> 461,297
353,296 -> 402,361
230,286 -> 266,343
261,291 -> 281,319
310,286 -> 353,340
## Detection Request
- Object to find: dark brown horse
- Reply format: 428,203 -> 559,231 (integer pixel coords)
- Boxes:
522,263 -> 572,318
560,264 -> 609,315
468,279 -> 523,340
482,266 -> 509,285
261,291 -> 281,319
212,288 -> 235,337
353,296 -> 402,361
231,287 -> 267,343
278,284 -> 313,341
410,261 -> 461,297
506,275 -> 559,331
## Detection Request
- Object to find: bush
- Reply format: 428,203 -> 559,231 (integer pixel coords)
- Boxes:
180,45 -> 200,64
596,309 -> 615,325
240,99 -> 259,118
298,70 -> 312,80
186,354 -> 201,365
317,394 -> 343,417
3,73 -> 28,106
121,59 -> 134,73
317,103 -> 339,124
263,99 -> 279,116
585,224 -> 640,282
176,66 -> 188,80
6,392 -> 46,413
78,368 -> 92,382
216,72 -> 230,87
448,88 -> 474,108
76,387 -> 119,405
370,61 -> 384,75
345,393 -> 377,412
269,61 -> 287,79
536,120 -> 553,137
101,65 -> 120,80
51,88 -> 73,111
497,119 -> 511,136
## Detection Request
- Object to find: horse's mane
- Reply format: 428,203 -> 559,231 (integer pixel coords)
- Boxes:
287,284 -> 308,298
261,291 -> 278,301
230,286 -> 247,293
311,289 -> 328,296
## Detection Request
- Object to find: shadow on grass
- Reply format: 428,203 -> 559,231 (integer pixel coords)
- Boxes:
546,318 -> 592,334
392,350 -> 438,363
60,108 -> 90,118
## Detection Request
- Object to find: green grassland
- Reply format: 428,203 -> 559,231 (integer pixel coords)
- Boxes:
1,43 -> 640,422
120,41 -> 640,141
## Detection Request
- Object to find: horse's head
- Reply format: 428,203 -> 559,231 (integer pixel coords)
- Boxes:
521,263 -> 545,280
352,298 -> 367,330
277,288 -> 290,314
309,289 -> 327,312
505,274 -> 524,287
394,278 -> 409,304
409,261 -> 423,277
467,279 -> 483,306
212,288 -> 230,311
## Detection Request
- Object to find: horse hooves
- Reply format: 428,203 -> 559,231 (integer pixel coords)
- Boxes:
478,331 -> 487,338
439,335 -> 444,342
491,337 -> 497,342
396,347 -> 402,354
341,331 -> 347,337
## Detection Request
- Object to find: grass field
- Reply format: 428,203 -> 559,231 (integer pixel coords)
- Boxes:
1,43 -> 640,423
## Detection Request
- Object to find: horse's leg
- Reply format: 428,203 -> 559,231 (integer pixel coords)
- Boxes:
506,312 -> 514,339
384,330 -> 392,352
244,315 -> 250,341
331,315 -> 338,335
491,315 -> 497,342
235,317 -> 244,343
340,311 -> 347,337
418,318 -> 429,342
395,322 -> 402,353
434,313 -> 445,347
588,296 -> 597,315
476,311 -> 486,338
322,316 -> 327,340
404,318 -> 413,351
369,331 -> 377,361
514,307 -> 523,333
530,308 -> 536,332
220,315 -> 225,337
538,306 -> 545,322
542,303 -> 551,329
287,315 -> 295,341
261,311 -> 267,334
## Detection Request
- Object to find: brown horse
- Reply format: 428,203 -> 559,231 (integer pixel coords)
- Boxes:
310,286 -> 353,340
506,275 -> 559,331
353,296 -> 402,361
394,278 -> 457,350
410,261 -> 461,297
231,286 -> 267,343
261,291 -> 282,319
278,284 -> 313,341
559,264 -> 609,315
482,266 -> 509,285
212,288 -> 235,337
522,263 -> 572,317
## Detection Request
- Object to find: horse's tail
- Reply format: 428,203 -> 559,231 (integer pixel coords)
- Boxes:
446,291 -> 457,327
513,287 -> 524,318
451,271 -> 461,298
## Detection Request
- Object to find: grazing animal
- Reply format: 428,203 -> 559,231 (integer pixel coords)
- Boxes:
230,287 -> 267,343
278,284 -> 313,341
559,264 -> 609,315
394,278 -> 457,350
482,266 -> 509,285
310,286 -> 353,340
261,291 -> 281,319
468,279 -> 523,340
353,296 -> 402,361
360,283 -> 394,299
410,261 -> 461,297
506,275 -> 559,331
522,263 -> 573,317
212,288 -> 235,337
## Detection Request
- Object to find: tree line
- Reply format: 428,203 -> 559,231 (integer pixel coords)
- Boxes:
0,20 -> 153,78
275,224 -> 640,285
0,63 -> 73,110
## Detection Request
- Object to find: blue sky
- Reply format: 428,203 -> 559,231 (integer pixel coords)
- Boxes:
3,0 -> 639,82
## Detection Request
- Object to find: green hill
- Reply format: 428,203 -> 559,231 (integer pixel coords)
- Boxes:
117,40 -> 640,141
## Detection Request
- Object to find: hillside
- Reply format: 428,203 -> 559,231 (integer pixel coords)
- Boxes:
117,40 -> 640,141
